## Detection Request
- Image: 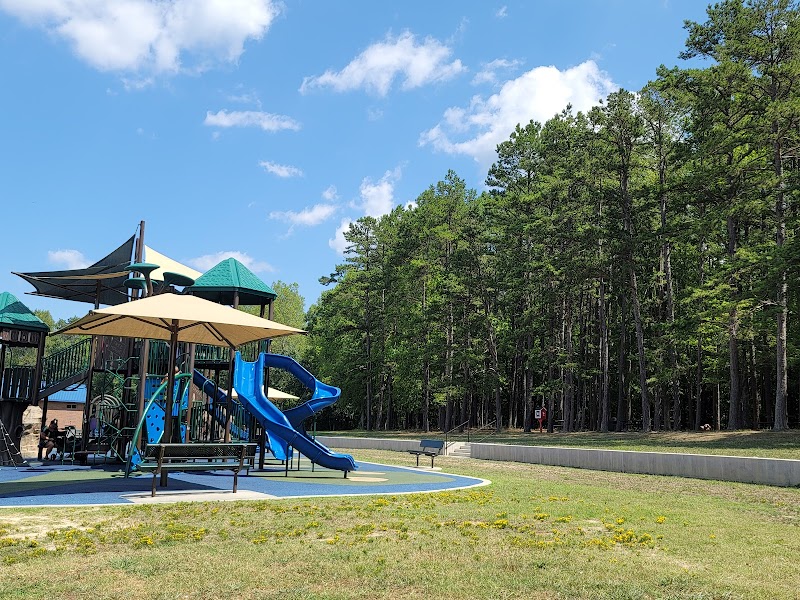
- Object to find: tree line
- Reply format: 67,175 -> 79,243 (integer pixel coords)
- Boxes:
304,0 -> 800,433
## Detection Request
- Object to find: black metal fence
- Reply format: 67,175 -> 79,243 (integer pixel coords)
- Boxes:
40,338 -> 91,390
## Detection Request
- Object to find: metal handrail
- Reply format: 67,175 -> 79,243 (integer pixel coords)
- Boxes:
471,420 -> 498,444
444,419 -> 470,454
41,338 -> 91,389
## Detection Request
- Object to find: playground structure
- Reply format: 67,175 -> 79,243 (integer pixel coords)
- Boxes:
0,221 -> 354,476
0,291 -> 47,465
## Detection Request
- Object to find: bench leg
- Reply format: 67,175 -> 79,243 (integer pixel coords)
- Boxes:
416,454 -> 420,467
233,471 -> 238,493
152,473 -> 157,497
431,455 -> 435,468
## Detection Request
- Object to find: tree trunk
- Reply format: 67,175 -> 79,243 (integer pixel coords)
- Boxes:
422,280 -> 430,432
695,339 -> 703,431
615,290 -> 628,432
695,225 -> 707,431
727,215 -> 741,430
599,275 -> 610,432
485,299 -> 502,432
563,296 -> 575,432
630,269 -> 650,432
774,136 -> 789,430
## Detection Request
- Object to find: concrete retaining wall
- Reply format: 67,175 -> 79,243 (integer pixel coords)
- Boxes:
316,436 -> 423,453
315,436 -> 800,487
471,443 -> 800,487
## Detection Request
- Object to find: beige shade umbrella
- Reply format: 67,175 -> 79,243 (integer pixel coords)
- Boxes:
57,293 -> 305,347
58,293 -> 305,462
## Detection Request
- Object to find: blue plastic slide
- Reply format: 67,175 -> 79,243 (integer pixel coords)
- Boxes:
260,353 -> 340,430
233,352 -> 356,473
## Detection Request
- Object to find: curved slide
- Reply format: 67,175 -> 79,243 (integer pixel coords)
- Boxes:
260,353 -> 340,430
233,352 -> 356,473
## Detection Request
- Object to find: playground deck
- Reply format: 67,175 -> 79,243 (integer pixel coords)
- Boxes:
0,460 -> 488,507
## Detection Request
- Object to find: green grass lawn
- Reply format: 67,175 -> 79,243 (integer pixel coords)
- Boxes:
322,429 -> 800,460
1,449 -> 798,599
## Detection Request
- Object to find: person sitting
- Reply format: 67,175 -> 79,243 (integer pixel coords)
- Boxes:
39,419 -> 64,460
88,409 -> 99,438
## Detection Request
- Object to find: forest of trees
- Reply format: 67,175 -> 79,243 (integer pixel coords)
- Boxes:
304,0 -> 800,433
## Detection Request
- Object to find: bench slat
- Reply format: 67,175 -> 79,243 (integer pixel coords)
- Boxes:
140,443 -> 257,497
408,439 -> 443,467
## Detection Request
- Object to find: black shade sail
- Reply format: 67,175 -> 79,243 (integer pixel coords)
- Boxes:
13,236 -> 135,307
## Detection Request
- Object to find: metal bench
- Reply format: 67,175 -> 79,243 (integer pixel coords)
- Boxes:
409,439 -> 444,467
137,442 -> 257,497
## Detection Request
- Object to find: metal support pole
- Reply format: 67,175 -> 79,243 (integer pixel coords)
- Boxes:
184,343 -> 195,442
160,323 -> 178,487
225,350 -> 234,443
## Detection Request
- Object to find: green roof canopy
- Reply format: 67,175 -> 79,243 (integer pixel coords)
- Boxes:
186,258 -> 277,306
0,292 -> 50,333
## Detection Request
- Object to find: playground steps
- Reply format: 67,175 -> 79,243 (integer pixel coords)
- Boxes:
447,442 -> 471,458
38,370 -> 88,400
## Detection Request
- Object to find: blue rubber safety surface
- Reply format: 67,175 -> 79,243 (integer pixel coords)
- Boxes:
0,461 -> 488,507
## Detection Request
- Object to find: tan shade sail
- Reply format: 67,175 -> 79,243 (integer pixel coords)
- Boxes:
267,387 -> 299,401
57,293 -> 305,347
144,246 -> 203,282
231,387 -> 299,401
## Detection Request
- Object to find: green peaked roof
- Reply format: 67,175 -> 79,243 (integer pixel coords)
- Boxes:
187,258 -> 277,306
0,292 -> 50,333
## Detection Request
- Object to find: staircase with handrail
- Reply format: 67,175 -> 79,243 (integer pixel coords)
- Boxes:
38,338 -> 93,399
443,419 -> 498,457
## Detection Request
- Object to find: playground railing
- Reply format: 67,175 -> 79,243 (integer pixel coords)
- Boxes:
190,399 -> 251,442
192,341 -> 261,365
1,366 -> 35,400
40,338 -> 92,391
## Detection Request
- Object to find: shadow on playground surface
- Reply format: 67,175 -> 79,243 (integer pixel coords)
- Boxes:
0,460 -> 488,508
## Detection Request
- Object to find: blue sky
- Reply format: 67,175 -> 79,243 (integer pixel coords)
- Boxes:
0,0 -> 710,321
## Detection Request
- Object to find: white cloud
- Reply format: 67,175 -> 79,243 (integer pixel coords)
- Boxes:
269,203 -> 337,227
471,58 -> 522,86
188,250 -> 273,273
227,91 -> 261,107
327,167 -> 403,254
420,60 -> 616,168
122,76 -> 154,90
496,6 -> 508,18
356,168 -> 401,218
322,185 -> 339,201
259,161 -> 304,178
204,110 -> 300,132
329,218 -> 352,254
300,31 -> 465,96
0,0 -> 279,75
47,249 -> 90,270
